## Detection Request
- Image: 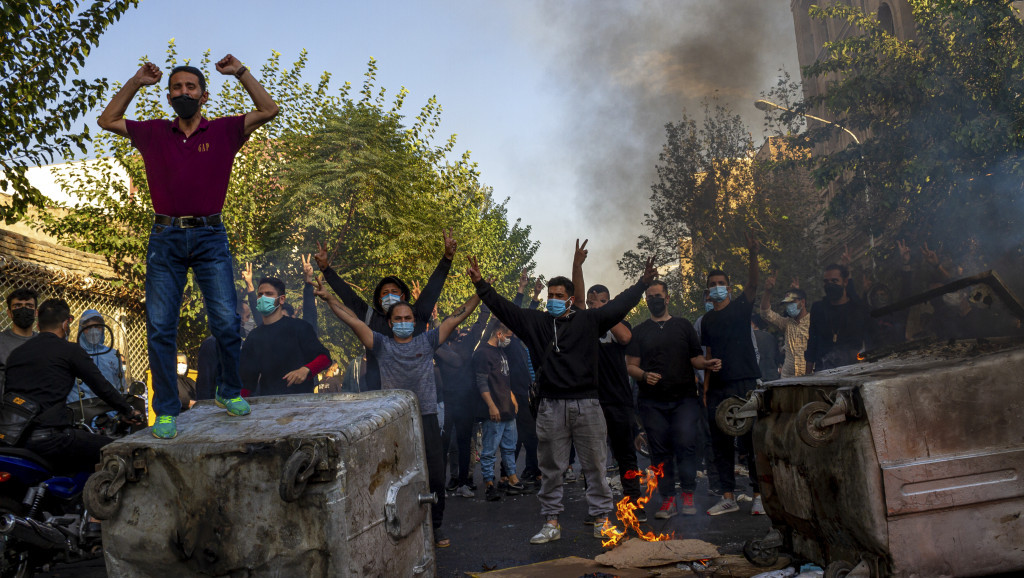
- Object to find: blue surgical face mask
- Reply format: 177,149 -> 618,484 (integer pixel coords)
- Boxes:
256,295 -> 279,316
546,298 -> 568,317
708,286 -> 729,302
392,321 -> 415,338
786,302 -> 801,317
381,293 -> 402,312
704,301 -> 714,313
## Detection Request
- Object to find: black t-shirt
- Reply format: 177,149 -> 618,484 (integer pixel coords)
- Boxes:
239,317 -> 330,396
596,321 -> 633,407
472,344 -> 516,420
701,293 -> 761,384
626,317 -> 703,401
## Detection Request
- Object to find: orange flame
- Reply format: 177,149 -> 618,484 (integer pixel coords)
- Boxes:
600,463 -> 676,547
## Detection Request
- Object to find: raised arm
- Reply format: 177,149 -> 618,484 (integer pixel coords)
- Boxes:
301,254 -> 318,332
313,277 -> 374,349
744,232 -> 760,302
593,256 -> 658,333
468,256 -> 539,340
315,241 -> 370,320
214,54 -> 279,137
413,228 -> 456,324
97,63 -> 162,137
438,293 -> 481,344
572,238 -> 588,305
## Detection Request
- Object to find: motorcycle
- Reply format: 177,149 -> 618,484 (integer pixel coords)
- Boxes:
0,380 -> 146,577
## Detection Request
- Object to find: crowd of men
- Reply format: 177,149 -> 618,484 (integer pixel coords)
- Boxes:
0,55 -> 1017,553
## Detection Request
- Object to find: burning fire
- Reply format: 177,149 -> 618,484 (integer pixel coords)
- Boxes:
599,463 -> 675,547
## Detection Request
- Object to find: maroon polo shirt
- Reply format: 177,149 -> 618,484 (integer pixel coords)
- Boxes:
125,115 -> 248,217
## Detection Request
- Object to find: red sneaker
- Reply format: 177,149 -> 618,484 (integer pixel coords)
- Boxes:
680,491 -> 697,515
655,496 -> 677,519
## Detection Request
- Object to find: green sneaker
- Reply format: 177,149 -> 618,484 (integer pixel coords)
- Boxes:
152,415 -> 177,439
215,395 -> 251,417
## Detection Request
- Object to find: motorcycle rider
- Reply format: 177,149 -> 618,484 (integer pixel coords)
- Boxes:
3,299 -> 143,474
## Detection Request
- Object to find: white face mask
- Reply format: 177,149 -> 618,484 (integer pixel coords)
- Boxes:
498,336 -> 512,348
176,363 -> 188,376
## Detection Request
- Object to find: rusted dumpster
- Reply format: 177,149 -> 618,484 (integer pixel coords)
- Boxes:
741,337 -> 1024,578
85,391 -> 436,577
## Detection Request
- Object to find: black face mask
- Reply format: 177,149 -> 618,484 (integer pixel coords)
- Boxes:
10,307 -> 34,330
170,95 -> 201,119
824,283 -> 845,301
647,297 -> 667,317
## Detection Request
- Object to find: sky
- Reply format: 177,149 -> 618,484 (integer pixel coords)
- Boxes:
75,0 -> 801,292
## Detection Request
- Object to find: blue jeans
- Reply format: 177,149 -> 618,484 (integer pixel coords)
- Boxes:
146,222 -> 242,417
480,418 -> 518,483
638,397 -> 701,496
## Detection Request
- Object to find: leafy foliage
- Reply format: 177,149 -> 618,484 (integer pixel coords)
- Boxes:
35,45 -> 539,362
0,0 -> 139,221
795,0 -> 1024,276
619,99 -> 820,318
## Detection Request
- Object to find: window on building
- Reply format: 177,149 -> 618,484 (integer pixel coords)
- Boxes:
879,2 -> 896,36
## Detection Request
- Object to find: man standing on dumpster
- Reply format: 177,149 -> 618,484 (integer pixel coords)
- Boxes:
98,55 -> 279,439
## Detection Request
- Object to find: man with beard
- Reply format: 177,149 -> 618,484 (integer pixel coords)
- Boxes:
0,289 -> 38,389
98,56 -> 279,438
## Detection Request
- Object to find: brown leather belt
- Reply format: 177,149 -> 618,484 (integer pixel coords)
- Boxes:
154,213 -> 222,228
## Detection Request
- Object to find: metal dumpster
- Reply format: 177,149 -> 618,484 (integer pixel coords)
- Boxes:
85,391 -> 436,577
744,337 -> 1024,577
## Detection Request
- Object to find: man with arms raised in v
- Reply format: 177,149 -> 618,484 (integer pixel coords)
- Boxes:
98,55 -> 279,438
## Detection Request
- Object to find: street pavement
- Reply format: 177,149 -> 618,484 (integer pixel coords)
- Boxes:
435,461 -> 770,577
39,457 -> 770,577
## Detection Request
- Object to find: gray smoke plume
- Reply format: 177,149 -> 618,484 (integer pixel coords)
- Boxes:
522,0 -> 800,288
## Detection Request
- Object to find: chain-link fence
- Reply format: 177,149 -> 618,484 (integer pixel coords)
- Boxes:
0,254 -> 147,382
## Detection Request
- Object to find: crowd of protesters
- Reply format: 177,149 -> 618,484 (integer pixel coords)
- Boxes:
3,54 -> 1022,554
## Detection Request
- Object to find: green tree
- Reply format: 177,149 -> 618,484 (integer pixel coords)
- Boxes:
0,0 -> 139,221
793,0 -> 1024,278
620,97 -> 822,321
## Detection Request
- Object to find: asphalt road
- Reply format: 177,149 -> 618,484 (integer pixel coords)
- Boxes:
38,455 -> 771,577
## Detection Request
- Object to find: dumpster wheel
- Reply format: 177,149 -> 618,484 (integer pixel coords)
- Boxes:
824,560 -> 854,577
796,400 -> 836,447
83,470 -> 121,520
742,537 -> 780,567
716,396 -> 754,437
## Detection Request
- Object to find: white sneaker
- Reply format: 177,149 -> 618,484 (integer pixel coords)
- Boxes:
455,485 -> 474,498
736,493 -> 753,503
529,522 -> 561,544
593,518 -> 611,538
750,495 -> 766,515
706,497 -> 740,516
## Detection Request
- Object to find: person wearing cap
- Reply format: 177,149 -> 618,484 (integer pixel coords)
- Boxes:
97,54 -> 279,439
759,273 -> 810,378
67,309 -> 126,404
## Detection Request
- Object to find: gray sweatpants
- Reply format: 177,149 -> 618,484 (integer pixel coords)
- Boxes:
535,397 -> 613,518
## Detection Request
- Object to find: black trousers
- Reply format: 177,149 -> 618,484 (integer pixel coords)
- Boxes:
450,399 -> 478,485
512,405 -> 539,479
602,403 -> 642,500
421,413 -> 445,529
24,428 -> 112,474
706,379 -> 759,494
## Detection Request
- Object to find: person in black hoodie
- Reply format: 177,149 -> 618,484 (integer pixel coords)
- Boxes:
467,254 -> 657,545
435,303 -> 490,496
313,230 -> 457,391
